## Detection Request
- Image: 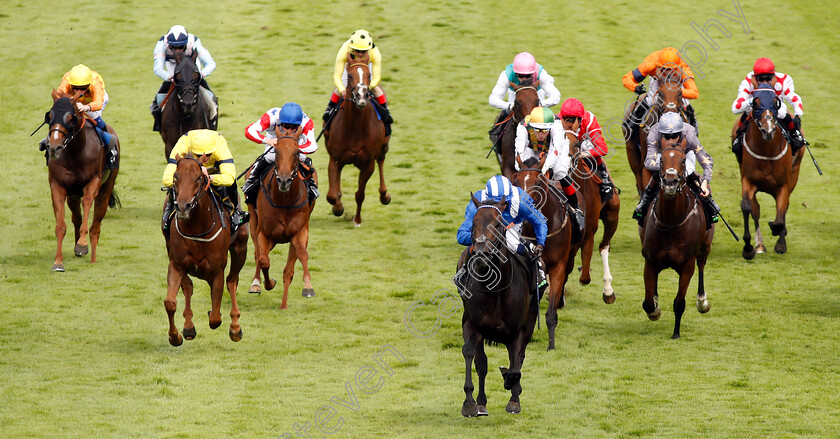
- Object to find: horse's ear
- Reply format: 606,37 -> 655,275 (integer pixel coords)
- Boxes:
191,51 -> 198,62
44,111 -> 50,125
515,154 -> 524,170
533,79 -> 540,89
175,153 -> 183,161
508,81 -> 518,91
538,152 -> 547,171
295,125 -> 304,138
470,191 -> 480,207
51,88 -> 60,101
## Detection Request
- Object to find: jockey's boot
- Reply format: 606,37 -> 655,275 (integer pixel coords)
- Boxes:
93,117 -> 119,169
596,162 -> 614,200
633,175 -> 660,226
567,194 -> 585,243
379,101 -> 393,137
162,190 -> 175,235
488,109 -> 510,148
39,137 -> 49,165
527,244 -> 548,299
209,95 -> 219,130
299,157 -> 320,203
781,114 -> 807,155
151,100 -> 162,132
731,113 -> 748,164
686,173 -> 719,228
226,185 -> 249,232
631,99 -> 651,127
686,104 -> 699,135
243,156 -> 270,205
323,99 -> 339,122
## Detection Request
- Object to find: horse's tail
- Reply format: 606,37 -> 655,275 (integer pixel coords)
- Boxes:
109,190 -> 121,209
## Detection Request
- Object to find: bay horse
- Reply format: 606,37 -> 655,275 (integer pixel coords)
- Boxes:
247,129 -> 314,309
498,84 -> 540,179
324,51 -> 390,226
160,51 -> 212,159
566,131 -> 620,304
457,195 -> 537,416
45,89 -> 119,272
163,153 -> 248,346
639,142 -> 713,339
734,85 -> 803,258
624,70 -> 688,195
511,156 -> 575,351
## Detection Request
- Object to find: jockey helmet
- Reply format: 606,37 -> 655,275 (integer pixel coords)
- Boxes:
279,103 -> 304,125
348,29 -> 374,51
559,99 -> 585,119
68,64 -> 93,87
166,25 -> 189,47
753,57 -> 775,75
188,130 -> 221,155
658,47 -> 681,66
526,107 -> 555,130
658,112 -> 684,135
485,175 -> 513,201
512,52 -> 537,74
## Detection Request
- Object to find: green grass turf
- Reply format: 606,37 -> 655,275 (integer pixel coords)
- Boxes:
1,0 -> 839,437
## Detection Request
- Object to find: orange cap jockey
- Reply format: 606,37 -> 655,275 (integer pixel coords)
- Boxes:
622,47 -> 699,99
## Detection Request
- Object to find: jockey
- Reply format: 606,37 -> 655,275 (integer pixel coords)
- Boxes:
557,98 -> 614,198
731,57 -> 807,159
488,52 -> 561,146
161,130 -> 248,234
323,29 -> 393,136
633,113 -> 719,228
514,107 -> 584,240
242,102 -> 319,205
150,25 -> 218,131
622,47 -> 699,132
456,175 -> 548,294
39,64 -> 118,169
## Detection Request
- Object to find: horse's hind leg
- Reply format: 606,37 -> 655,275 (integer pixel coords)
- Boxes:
353,162 -> 375,227
579,230 -> 595,286
182,276 -> 196,340
327,158 -> 345,217
228,228 -> 248,341
672,261 -> 696,339
461,322 -> 481,417
49,182 -> 68,271
696,238 -> 712,314
248,207 -> 262,293
376,146 -> 391,205
88,171 -> 117,263
503,332 -> 525,414
257,233 -> 277,291
281,243 -> 298,310
207,272 -> 225,330
74,177 -> 101,258
545,265 -> 564,351
770,188 -> 791,254
294,226 -> 315,299
68,198 -> 82,250
164,262 -> 184,346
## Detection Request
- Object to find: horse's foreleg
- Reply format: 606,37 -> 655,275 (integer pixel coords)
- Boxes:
579,230 -> 595,286
503,331 -> 525,414
165,262 -> 184,346
207,272 -> 225,330
294,226 -> 315,300
353,162 -> 375,226
248,207 -> 262,293
376,150 -> 390,205
600,245 -> 615,303
50,182 -> 68,271
696,241 -> 711,314
545,264 -> 564,351
68,198 -> 82,250
182,276 -> 195,340
75,177 -> 101,258
771,188 -> 790,254
88,171 -> 116,264
257,232 -> 276,291
281,242 -> 298,310
642,261 -> 661,321
228,228 -> 247,341
673,261 -> 696,339
461,322 -> 480,417
474,342 -> 488,416
599,198 -> 620,303
327,158 -> 345,217
740,183 -> 758,259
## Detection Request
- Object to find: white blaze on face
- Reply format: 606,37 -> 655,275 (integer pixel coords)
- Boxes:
52,131 -> 60,140
524,174 -> 530,187
356,67 -> 364,86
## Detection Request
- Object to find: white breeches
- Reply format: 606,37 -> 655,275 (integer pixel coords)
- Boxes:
84,91 -> 109,120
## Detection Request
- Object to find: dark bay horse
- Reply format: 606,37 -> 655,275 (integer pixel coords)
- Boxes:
566,131 -> 620,303
247,129 -> 314,309
457,195 -> 537,416
324,51 -> 390,226
498,84 -> 540,179
734,87 -> 803,258
45,90 -> 119,272
160,52 -> 212,159
625,71 -> 687,195
163,153 -> 248,346
511,156 -> 575,351
640,144 -> 713,339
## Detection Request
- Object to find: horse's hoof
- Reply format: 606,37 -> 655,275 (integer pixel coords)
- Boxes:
230,328 -> 243,342
579,277 -> 591,286
265,279 -> 276,291
207,311 -> 222,329
697,297 -> 711,313
476,405 -> 488,416
302,288 -> 315,298
74,244 -> 88,257
52,263 -> 65,272
603,292 -> 616,304
505,401 -> 521,414
742,246 -> 756,260
671,332 -> 681,340
183,326 -> 196,340
380,192 -> 391,205
648,306 -> 661,321
756,244 -> 766,254
462,403 -> 478,418
774,242 -> 787,254
249,286 -> 261,294
169,334 -> 183,347
332,206 -> 344,217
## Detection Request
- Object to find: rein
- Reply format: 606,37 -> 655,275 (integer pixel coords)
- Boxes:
48,113 -> 87,151
744,113 -> 789,161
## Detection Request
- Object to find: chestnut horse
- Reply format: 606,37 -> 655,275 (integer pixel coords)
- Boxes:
163,154 -> 248,346
498,84 -> 540,179
639,143 -> 713,339
45,90 -> 119,272
247,129 -> 314,309
566,131 -> 620,303
624,71 -> 688,195
324,51 -> 390,226
511,156 -> 575,351
457,195 -> 537,416
160,51 -> 212,159
733,85 -> 803,258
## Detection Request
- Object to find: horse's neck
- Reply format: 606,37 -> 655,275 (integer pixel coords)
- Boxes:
339,101 -> 373,131
535,181 -> 566,232
654,189 -> 692,227
180,191 -> 218,233
267,171 -> 305,205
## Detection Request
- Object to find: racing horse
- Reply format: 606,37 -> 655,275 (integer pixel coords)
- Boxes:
457,194 -> 538,416
247,129 -> 315,309
624,70 -> 688,195
160,51 -> 212,159
163,153 -> 248,345
639,142 -> 713,339
45,89 -> 119,272
734,83 -> 803,258
498,84 -> 540,179
511,156 -> 575,351
566,131 -> 620,304
324,50 -> 390,226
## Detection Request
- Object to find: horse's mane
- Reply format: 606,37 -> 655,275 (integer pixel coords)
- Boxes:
521,157 -> 540,169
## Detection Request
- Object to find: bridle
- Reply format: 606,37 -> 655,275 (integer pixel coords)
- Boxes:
347,62 -> 370,106
47,108 -> 86,154
659,146 -> 687,196
173,156 -> 210,216
172,156 -> 226,241
261,136 -> 307,210
512,86 -> 538,125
